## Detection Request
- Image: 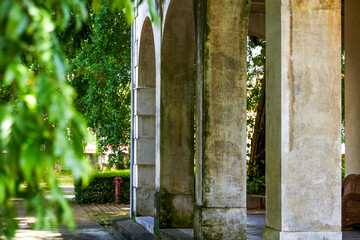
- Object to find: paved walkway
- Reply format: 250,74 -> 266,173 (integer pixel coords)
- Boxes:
247,214 -> 360,240
247,214 -> 265,240
115,214 -> 360,240
7,186 -> 360,240
81,203 -> 130,227
6,185 -> 124,240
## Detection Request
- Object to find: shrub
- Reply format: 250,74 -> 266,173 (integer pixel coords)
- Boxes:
247,161 -> 265,195
75,169 -> 130,203
247,174 -> 265,195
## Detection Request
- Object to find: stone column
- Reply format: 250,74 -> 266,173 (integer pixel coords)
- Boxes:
133,18 -> 156,217
157,0 -> 195,229
345,0 -> 360,176
265,1 -> 342,239
194,0 -> 250,239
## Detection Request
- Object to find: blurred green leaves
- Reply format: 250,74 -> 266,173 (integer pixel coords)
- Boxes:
0,0 -> 157,238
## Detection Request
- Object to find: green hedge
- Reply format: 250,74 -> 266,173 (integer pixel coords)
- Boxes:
75,169 -> 130,203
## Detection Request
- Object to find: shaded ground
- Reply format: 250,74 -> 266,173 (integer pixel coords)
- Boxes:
1,175 -> 130,240
247,214 -> 265,240
246,214 -> 360,240
4,196 -> 118,240
4,174 -> 360,239
81,203 -> 130,227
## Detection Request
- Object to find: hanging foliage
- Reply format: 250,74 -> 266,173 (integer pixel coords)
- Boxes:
0,0 -> 157,238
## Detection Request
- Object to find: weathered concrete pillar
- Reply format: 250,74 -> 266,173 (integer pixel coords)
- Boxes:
265,1 -> 342,239
345,0 -> 360,176
194,0 -> 250,239
134,17 -> 156,217
156,0 -> 195,228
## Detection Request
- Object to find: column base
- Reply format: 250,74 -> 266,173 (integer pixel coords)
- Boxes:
194,207 -> 246,240
134,187 -> 155,217
159,193 -> 194,228
264,227 -> 342,240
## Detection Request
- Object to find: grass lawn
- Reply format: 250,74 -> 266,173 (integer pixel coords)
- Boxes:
55,172 -> 74,187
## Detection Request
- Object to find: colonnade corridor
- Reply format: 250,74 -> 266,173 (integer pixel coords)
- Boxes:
129,0 -> 360,239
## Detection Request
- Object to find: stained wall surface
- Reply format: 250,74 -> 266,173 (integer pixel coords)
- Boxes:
133,0 -> 343,239
265,0 -> 342,239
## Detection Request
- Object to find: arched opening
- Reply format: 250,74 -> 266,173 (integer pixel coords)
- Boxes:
157,0 -> 195,229
134,17 -> 156,217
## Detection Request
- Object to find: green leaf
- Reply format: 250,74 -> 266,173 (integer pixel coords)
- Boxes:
54,53 -> 66,80
23,94 -> 37,110
4,63 -> 28,90
19,139 -> 38,181
0,105 -> 13,145
60,2 -> 70,30
0,0 -> 11,22
124,2 -> 134,23
6,3 -> 29,39
147,0 -> 159,25
92,0 -> 102,12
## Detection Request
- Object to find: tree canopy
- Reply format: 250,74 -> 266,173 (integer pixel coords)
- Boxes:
63,4 -> 131,168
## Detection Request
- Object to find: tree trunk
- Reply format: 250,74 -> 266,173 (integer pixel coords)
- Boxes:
248,76 -> 265,177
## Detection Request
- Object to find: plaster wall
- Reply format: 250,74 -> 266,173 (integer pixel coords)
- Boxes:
133,0 -> 343,238
345,0 -> 360,176
134,0 -> 196,229
265,0 -> 342,238
133,2 -> 158,216
249,0 -> 266,39
194,0 -> 250,239
158,0 -> 195,228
